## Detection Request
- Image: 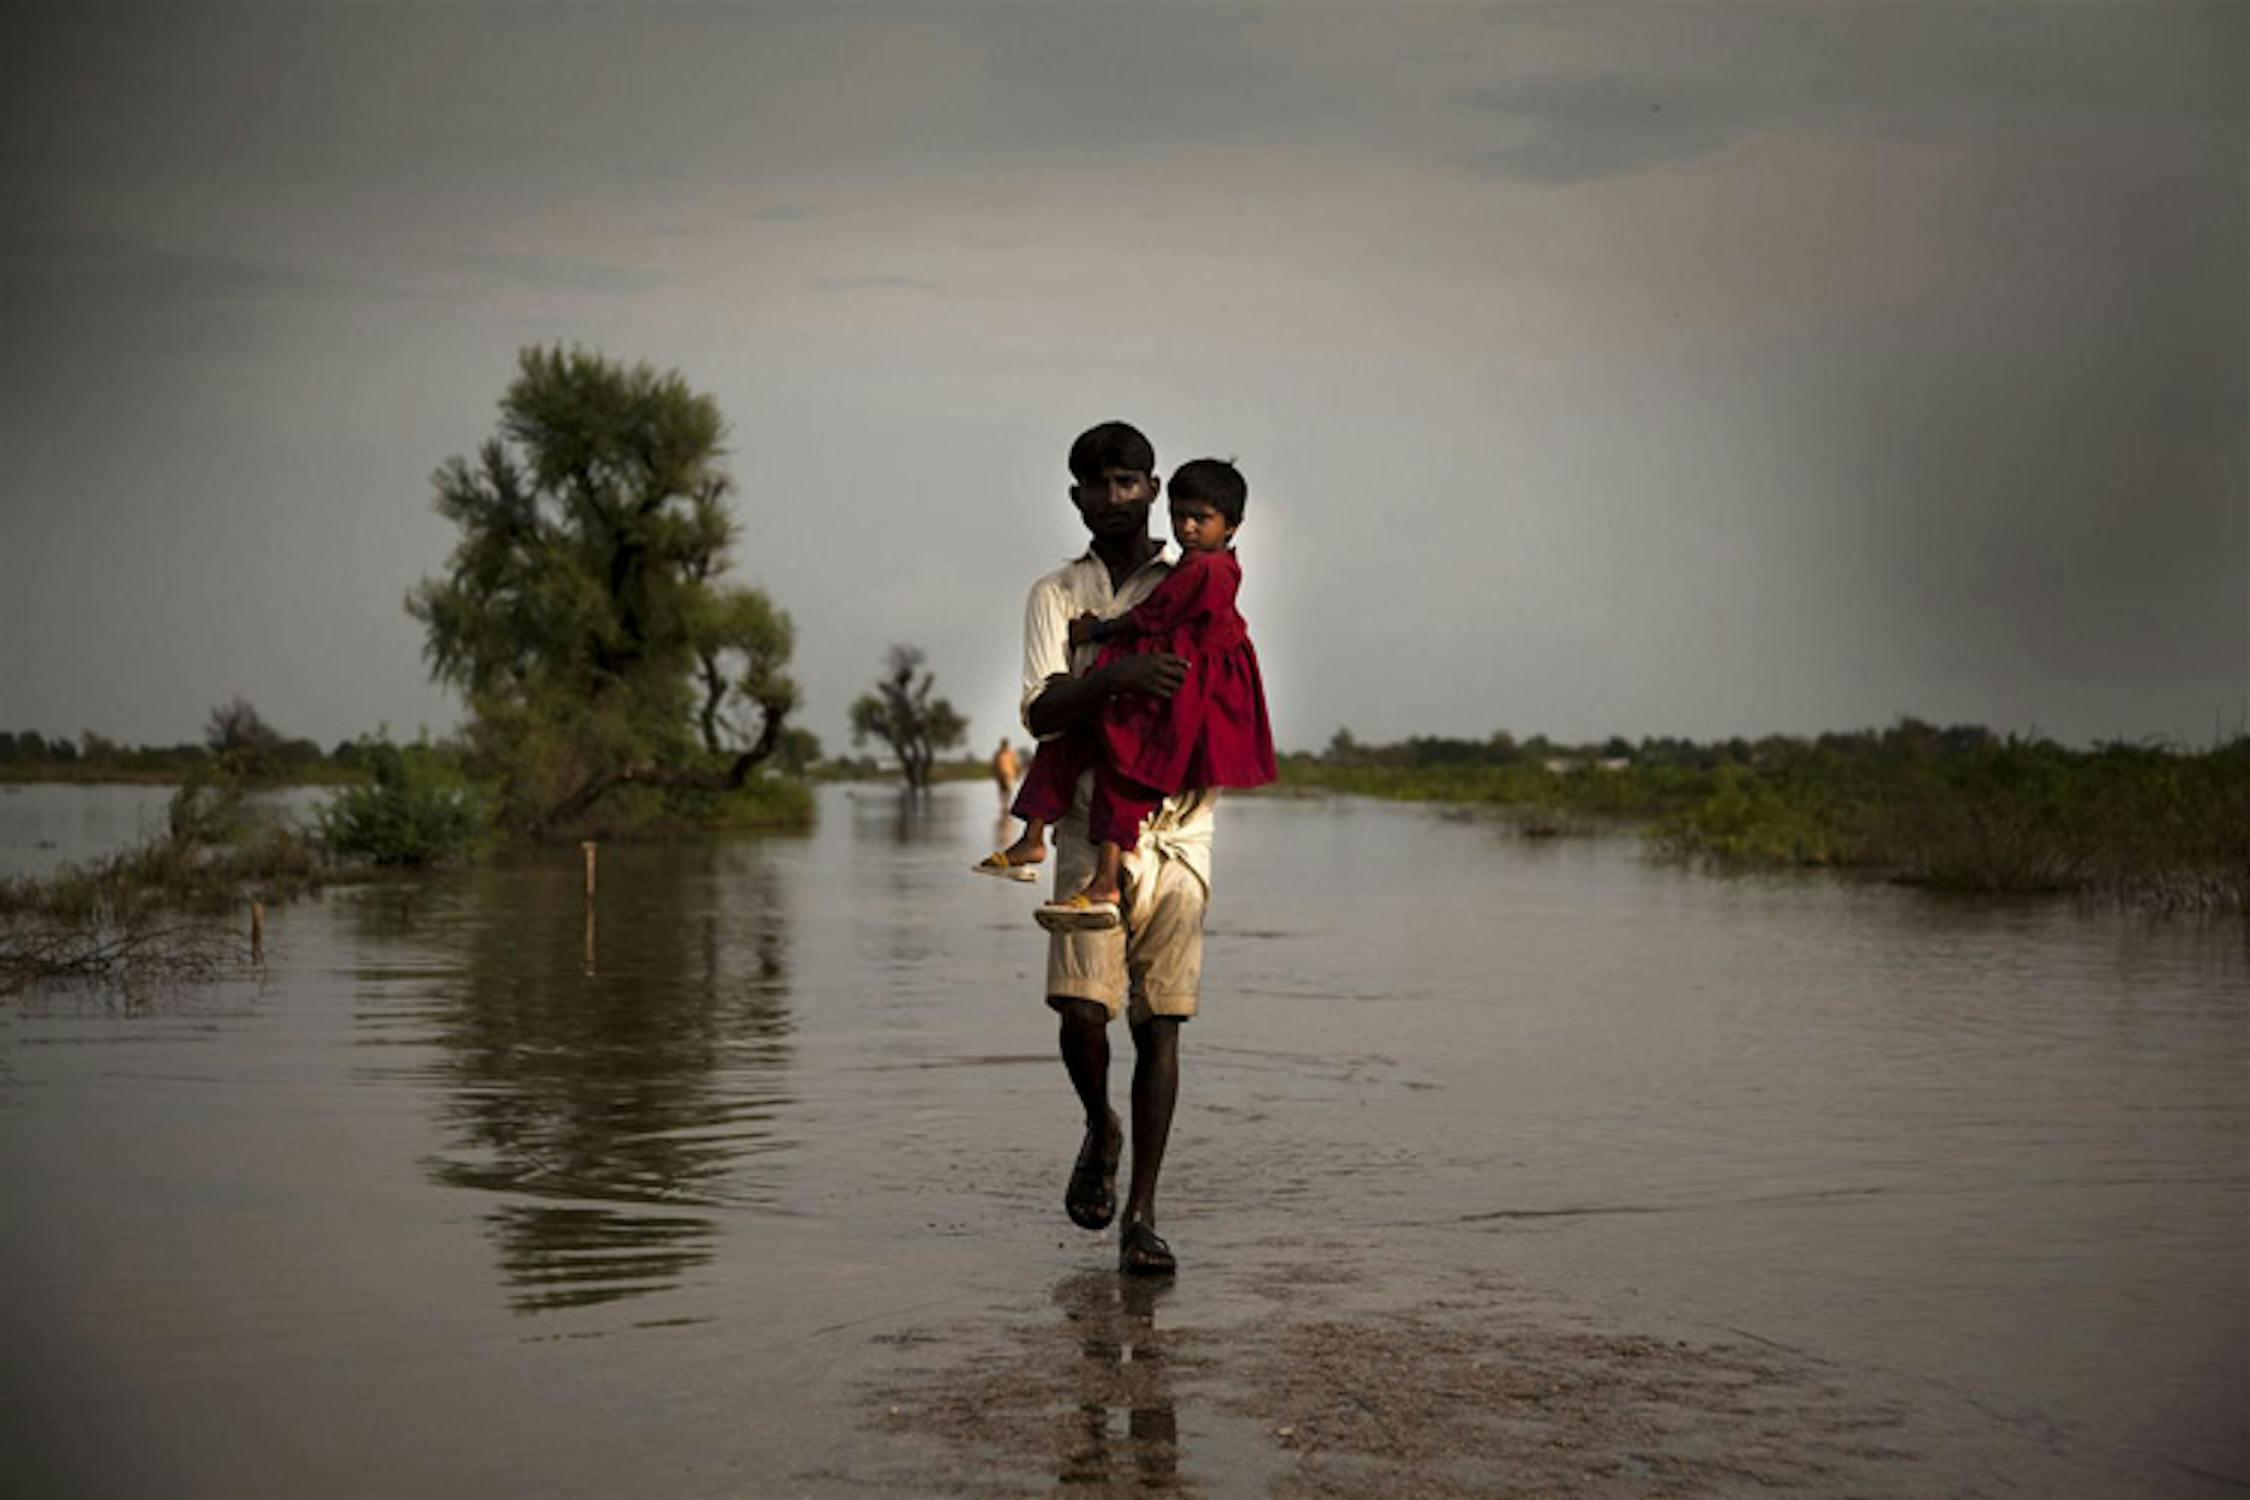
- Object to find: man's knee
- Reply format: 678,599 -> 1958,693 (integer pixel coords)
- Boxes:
1130,1014 -> 1180,1051
1054,996 -> 1109,1031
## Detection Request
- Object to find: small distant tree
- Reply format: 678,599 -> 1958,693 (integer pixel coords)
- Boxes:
206,696 -> 284,777
775,725 -> 823,777
849,645 -> 966,790
276,738 -> 327,775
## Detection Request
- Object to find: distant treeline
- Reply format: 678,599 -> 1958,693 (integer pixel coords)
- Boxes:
1283,719 -> 2249,912
0,731 -> 344,780
0,698 -> 360,784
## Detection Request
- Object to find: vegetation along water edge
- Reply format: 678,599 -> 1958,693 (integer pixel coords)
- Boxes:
1276,720 -> 2249,913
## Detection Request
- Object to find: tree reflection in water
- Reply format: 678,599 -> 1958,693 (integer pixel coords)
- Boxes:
380,840 -> 795,1315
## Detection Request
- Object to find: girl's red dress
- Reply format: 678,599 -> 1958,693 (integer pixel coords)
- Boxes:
1013,548 -> 1276,849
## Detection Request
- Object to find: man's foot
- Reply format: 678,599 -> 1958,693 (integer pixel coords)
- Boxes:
1119,1219 -> 1176,1276
1066,1112 -> 1124,1231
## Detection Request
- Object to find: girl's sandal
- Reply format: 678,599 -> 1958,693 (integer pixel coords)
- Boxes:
1034,894 -> 1122,932
971,852 -> 1038,882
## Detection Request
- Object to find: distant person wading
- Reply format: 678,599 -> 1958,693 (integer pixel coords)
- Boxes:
990,737 -> 1021,810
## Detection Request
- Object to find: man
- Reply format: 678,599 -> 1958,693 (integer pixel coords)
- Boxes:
1020,420 -> 1208,1276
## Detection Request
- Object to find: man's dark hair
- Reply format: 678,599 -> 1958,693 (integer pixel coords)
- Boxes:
1169,457 -> 1248,526
1068,420 -> 1156,482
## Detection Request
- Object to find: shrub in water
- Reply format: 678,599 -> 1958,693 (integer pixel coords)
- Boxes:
318,740 -> 489,866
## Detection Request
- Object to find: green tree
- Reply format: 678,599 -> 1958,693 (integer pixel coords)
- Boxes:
849,645 -> 965,790
407,346 -> 798,832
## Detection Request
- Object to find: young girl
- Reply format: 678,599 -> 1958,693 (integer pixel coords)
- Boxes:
978,458 -> 1275,929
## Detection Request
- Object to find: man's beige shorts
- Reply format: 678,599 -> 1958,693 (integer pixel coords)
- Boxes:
1044,804 -> 1205,1025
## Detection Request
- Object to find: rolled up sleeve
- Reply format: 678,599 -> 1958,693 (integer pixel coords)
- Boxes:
1020,578 -> 1073,738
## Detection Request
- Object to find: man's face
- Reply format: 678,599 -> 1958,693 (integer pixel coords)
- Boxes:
1070,466 -> 1158,542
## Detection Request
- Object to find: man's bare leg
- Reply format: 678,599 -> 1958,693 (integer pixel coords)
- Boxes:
1120,1016 -> 1180,1274
1057,998 -> 1123,1228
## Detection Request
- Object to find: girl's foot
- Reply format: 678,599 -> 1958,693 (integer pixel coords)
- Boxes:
971,849 -> 1039,881
971,835 -> 1047,880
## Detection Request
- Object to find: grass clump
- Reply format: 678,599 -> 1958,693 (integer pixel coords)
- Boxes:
0,777 -> 325,995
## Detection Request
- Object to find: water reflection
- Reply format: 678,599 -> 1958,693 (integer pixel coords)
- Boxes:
358,840 -> 796,1315
851,786 -> 945,847
1051,1272 -> 1182,1492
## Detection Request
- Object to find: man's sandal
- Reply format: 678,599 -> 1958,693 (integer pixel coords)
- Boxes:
1034,894 -> 1122,933
1119,1220 -> 1176,1276
971,851 -> 1038,882
1065,1118 -> 1121,1231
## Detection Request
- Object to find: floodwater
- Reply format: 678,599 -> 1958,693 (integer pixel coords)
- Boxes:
2,783 -> 2243,1497
0,782 -> 331,880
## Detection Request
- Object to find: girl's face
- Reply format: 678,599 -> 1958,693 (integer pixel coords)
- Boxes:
1170,498 -> 1236,554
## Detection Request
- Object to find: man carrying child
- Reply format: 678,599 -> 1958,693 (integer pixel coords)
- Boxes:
1015,420 -> 1213,1276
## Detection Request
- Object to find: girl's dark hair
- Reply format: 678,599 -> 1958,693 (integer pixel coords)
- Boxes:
1169,457 -> 1248,525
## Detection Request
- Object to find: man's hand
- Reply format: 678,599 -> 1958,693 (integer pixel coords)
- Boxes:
1067,612 -> 1102,648
1100,652 -> 1188,700
1025,649 -> 1187,738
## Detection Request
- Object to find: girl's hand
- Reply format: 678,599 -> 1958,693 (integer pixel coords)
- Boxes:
1067,612 -> 1102,647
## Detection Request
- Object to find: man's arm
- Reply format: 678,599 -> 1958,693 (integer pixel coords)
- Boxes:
1025,654 -> 1187,738
1022,576 -> 1186,738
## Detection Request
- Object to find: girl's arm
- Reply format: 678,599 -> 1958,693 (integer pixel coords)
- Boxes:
1115,554 -> 1232,639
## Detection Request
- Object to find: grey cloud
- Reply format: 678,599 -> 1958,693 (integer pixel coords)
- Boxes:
1466,77 -> 1742,183
3,225 -> 341,306
1463,3 -> 2243,183
0,225 -> 365,380
460,252 -> 674,295
812,275 -> 939,294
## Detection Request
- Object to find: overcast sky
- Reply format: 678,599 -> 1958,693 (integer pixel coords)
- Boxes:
3,0 -> 2243,757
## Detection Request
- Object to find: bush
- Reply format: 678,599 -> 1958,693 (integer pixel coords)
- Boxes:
167,777 -> 255,846
317,740 -> 490,866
